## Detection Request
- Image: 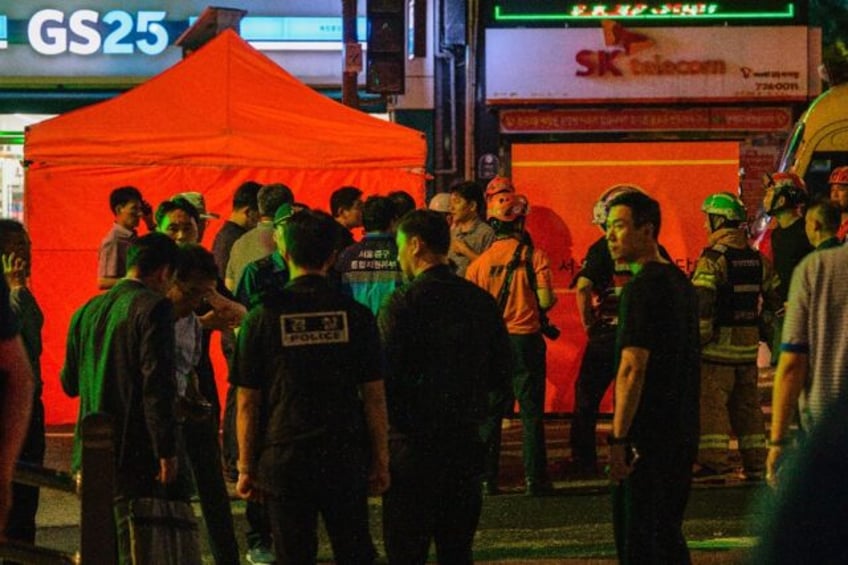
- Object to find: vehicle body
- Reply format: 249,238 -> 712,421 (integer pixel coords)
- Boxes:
779,83 -> 848,199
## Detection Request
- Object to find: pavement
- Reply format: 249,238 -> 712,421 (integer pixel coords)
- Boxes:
22,417 -> 765,564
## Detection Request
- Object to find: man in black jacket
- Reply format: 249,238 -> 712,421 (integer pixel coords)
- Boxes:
379,210 -> 512,563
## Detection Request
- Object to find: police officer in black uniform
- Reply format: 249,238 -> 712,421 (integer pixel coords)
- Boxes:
232,209 -> 390,564
379,210 -> 512,563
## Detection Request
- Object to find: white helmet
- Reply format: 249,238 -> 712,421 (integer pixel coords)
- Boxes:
592,184 -> 646,226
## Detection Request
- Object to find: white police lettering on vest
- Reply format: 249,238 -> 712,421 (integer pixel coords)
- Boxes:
280,311 -> 350,346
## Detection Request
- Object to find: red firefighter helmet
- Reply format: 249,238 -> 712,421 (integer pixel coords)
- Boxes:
487,192 -> 529,223
829,166 -> 848,186
764,171 -> 807,214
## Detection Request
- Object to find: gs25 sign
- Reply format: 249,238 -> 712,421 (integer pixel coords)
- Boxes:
27,9 -> 169,56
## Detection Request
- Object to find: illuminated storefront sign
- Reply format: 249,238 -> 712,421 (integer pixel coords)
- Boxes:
8,10 -> 367,55
486,26 -> 818,103
0,2 -> 370,84
499,107 -> 794,133
492,1 -> 799,22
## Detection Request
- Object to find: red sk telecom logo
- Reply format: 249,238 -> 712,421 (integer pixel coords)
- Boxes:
576,21 -> 654,77
602,21 -> 654,55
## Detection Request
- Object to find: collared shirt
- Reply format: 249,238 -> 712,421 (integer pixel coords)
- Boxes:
816,237 -> 842,251
226,221 -> 276,291
449,218 -> 495,277
61,279 -> 177,495
782,244 -> 848,430
97,222 -> 136,280
236,251 -> 289,308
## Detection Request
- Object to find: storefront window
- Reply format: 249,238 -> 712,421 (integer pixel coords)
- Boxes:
0,114 -> 55,221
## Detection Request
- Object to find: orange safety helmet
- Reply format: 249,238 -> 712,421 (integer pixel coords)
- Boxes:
485,175 -> 515,201
829,166 -> 848,186
487,192 -> 529,223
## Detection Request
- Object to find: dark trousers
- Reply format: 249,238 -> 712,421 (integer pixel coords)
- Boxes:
382,437 -> 484,565
481,332 -> 548,484
570,330 -> 616,466
222,349 -> 272,550
612,443 -> 694,565
264,442 -> 374,565
5,398 -> 45,544
183,417 -> 240,564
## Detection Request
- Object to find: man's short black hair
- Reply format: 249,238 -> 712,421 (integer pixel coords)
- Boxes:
0,219 -> 25,253
174,243 -> 218,284
808,197 -> 842,234
258,183 -> 295,217
155,198 -> 199,228
126,233 -> 179,276
397,210 -> 451,256
607,191 -> 662,239
281,210 -> 339,269
109,186 -> 143,214
450,180 -> 486,219
388,190 -> 416,221
330,186 -> 363,218
363,195 -> 395,232
233,181 -> 261,211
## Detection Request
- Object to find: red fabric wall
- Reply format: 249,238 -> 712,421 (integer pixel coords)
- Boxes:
28,164 -> 424,425
514,141 -> 740,413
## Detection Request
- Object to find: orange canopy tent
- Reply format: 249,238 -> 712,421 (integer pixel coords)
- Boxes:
25,30 -> 426,425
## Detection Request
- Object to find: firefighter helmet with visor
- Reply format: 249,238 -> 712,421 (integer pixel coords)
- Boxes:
702,192 -> 747,222
487,192 -> 529,223
829,166 -> 848,186
592,184 -> 646,226
764,171 -> 807,214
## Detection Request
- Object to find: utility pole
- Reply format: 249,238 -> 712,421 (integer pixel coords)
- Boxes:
342,0 -> 360,108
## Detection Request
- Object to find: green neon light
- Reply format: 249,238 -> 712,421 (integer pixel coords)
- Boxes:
494,4 -> 795,21
0,132 -> 24,145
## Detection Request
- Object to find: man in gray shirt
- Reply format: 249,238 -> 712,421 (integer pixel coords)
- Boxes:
225,183 -> 293,292
448,181 -> 494,277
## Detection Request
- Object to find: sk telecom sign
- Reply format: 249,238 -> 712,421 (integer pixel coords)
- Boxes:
486,25 -> 818,104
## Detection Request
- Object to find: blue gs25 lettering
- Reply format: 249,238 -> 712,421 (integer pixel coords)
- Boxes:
27,9 -> 168,56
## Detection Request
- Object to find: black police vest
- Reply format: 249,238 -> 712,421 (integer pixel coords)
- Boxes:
704,244 -> 762,327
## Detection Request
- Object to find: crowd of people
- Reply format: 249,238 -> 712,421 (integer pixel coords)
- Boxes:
1,165 -> 847,564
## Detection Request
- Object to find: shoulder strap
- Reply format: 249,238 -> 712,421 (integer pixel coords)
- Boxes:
496,243 -> 525,312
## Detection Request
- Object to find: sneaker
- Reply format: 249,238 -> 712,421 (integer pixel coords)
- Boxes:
691,465 -> 728,485
246,543 -> 276,564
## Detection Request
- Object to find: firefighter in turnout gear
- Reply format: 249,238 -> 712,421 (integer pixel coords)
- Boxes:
691,192 -> 780,482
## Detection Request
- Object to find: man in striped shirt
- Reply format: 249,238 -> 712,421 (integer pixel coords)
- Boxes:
767,242 -> 848,486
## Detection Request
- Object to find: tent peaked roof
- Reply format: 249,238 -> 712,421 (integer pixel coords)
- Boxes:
26,30 -> 425,169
